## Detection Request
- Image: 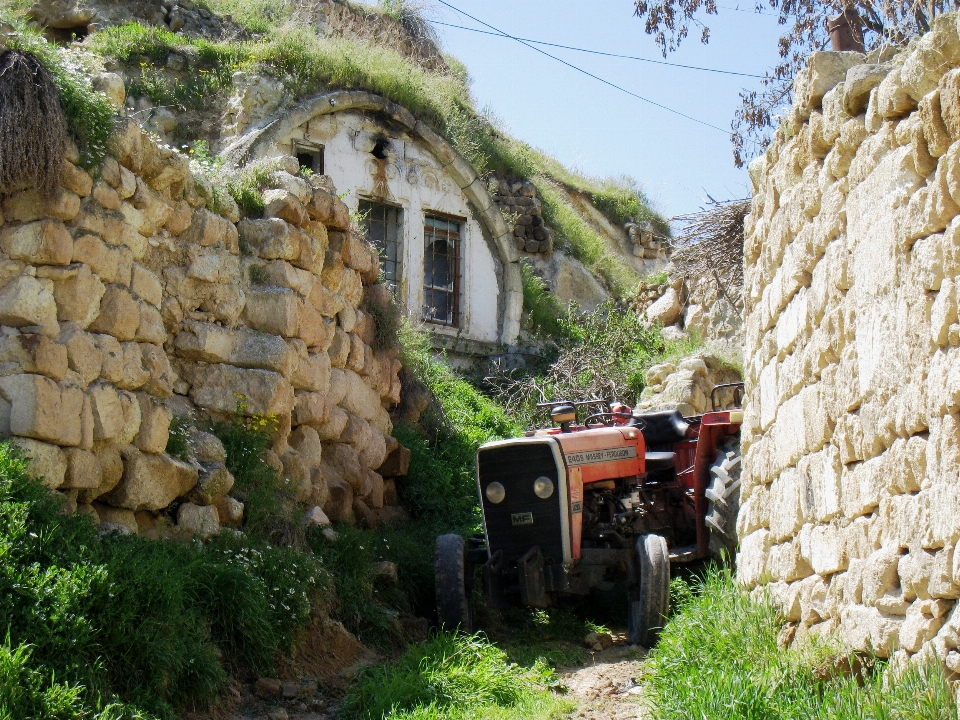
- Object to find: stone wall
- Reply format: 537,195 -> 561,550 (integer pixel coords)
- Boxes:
490,177 -> 555,256
739,14 -> 960,671
0,118 -> 404,539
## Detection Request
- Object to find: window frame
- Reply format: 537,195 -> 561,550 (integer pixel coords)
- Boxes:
293,140 -> 324,175
421,211 -> 464,329
358,197 -> 404,294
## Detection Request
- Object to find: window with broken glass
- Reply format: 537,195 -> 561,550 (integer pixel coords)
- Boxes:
358,199 -> 401,292
422,214 -> 462,328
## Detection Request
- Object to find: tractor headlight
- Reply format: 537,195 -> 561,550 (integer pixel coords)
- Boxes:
533,476 -> 554,499
485,481 -> 506,504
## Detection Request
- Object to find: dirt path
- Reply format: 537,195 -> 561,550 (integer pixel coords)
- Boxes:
559,634 -> 647,720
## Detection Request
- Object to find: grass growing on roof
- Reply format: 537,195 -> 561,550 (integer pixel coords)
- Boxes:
2,24 -> 115,169
645,564 -> 956,719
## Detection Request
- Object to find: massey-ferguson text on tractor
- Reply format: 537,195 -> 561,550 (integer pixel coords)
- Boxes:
435,384 -> 744,647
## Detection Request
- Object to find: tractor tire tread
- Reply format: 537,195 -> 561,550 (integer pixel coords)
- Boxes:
435,534 -> 472,633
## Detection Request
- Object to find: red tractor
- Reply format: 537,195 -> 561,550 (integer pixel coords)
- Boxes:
435,384 -> 744,647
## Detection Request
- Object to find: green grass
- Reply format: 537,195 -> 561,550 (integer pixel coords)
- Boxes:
534,177 -> 640,299
2,23 -> 115,169
645,565 -> 956,720
520,261 -> 568,339
339,633 -> 575,720
0,442 -> 324,719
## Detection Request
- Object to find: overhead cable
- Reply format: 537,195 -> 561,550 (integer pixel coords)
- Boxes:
434,0 -> 742,138
430,20 -> 765,78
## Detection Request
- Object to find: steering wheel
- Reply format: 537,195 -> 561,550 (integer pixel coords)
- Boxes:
583,412 -> 615,427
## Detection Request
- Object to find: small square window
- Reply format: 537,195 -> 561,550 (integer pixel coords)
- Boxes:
293,142 -> 324,175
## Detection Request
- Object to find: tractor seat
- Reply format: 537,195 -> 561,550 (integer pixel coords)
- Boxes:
644,451 -> 676,472
632,408 -> 691,446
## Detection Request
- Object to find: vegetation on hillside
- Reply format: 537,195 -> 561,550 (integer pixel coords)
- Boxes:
646,566 -> 956,719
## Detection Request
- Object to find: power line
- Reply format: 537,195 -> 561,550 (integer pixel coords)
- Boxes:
430,20 -> 765,78
434,0 -> 742,138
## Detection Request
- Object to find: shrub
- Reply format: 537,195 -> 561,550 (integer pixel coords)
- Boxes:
338,633 -> 574,720
3,26 -> 114,169
520,261 -> 568,339
0,442 -> 323,719
645,565 -> 957,720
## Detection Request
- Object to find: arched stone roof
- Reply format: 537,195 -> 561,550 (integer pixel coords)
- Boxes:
222,90 -> 522,344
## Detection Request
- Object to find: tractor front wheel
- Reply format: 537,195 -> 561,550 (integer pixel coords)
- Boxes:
704,436 -> 742,561
629,533 -> 670,647
435,534 -> 473,633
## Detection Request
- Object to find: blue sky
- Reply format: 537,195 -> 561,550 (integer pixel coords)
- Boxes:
365,1 -> 788,221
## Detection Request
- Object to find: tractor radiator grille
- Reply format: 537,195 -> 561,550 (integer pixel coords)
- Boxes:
478,441 -> 564,565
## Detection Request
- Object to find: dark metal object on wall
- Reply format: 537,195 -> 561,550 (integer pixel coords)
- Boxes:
828,9 -> 866,53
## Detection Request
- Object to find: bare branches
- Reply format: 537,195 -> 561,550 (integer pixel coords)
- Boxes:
633,0 -> 960,166
0,49 -> 67,197
670,198 -> 750,297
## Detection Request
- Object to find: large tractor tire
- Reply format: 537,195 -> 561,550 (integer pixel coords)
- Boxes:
704,435 -> 742,561
435,534 -> 473,633
629,533 -> 670,647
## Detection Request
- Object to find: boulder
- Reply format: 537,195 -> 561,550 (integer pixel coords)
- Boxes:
177,502 -> 220,539
643,287 -> 682,328
101,447 -> 198,511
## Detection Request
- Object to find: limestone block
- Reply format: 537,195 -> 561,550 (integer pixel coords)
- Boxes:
292,351 -> 331,393
358,423 -> 387,473
139,145 -> 190,192
737,529 -> 772,587
339,369 -> 382,422
0,333 -> 67,381
60,161 -> 92,197
323,442 -> 363,490
928,545 -> 959,599
840,605 -> 903,656
187,463 -> 235,506
243,287 -> 301,337
238,218 -> 301,261
0,276 -> 57,333
323,475 -> 354,524
89,382 -> 124,441
184,208 -> 240,252
190,430 -> 226,464
862,547 -> 902,604
900,549 -> 935,601
808,523 -> 846,575
339,268 -> 363,307
62,447 -> 101,489
93,504 -> 137,534
877,65 -> 917,118
131,178 -> 172,231
87,285 -> 140,341
44,264 -> 104,329
768,539 -> 814,582
769,467 -> 804,542
932,278 -> 958,346
315,405 -> 348,441
177,502 -> 220,539
922,482 -> 960,549
116,390 -> 142,445
920,89 -> 952,157
913,232 -> 945,291
0,374 -> 79,446
843,63 -> 892,116
263,188 -> 308,227
3,187 -> 80,223
794,51 -> 864,114
130,264 -> 162,308
228,329 -> 297,375
11,437 -> 66,488
0,219 -> 73,266
135,394 -> 171,454
290,425 -> 323,468
102,446 -> 198,511
173,321 -> 233,363
901,14 -> 960,101
901,602 -> 947,652
215,496 -> 244,528
139,343 -> 175,398
189,364 -> 293,417
293,392 -> 331,428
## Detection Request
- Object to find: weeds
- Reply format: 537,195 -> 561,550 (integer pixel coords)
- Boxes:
339,632 -> 574,720
0,442 -> 323,719
520,261 -> 568,339
645,565 -> 957,720
2,25 -> 114,169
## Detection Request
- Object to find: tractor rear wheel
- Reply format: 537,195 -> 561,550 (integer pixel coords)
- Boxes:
435,534 -> 473,633
629,533 -> 670,647
704,436 -> 742,561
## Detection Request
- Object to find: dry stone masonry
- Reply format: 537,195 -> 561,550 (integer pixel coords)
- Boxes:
0,118 -> 404,539
490,177 -> 555,256
739,13 -> 960,673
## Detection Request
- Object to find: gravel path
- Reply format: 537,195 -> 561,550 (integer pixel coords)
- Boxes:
559,635 -> 648,720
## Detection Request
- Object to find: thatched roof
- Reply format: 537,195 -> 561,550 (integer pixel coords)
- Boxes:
0,49 -> 68,197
